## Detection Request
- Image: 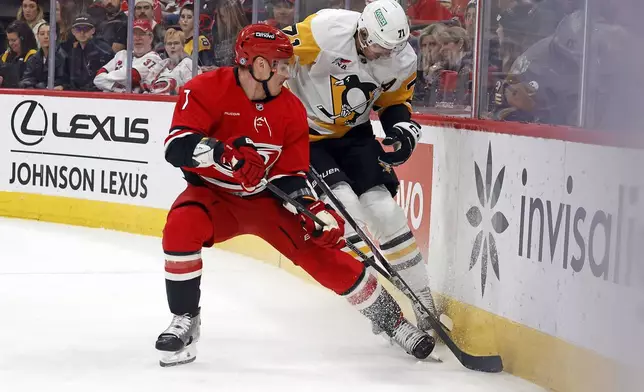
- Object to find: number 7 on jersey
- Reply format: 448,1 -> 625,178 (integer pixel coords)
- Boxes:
182,89 -> 191,110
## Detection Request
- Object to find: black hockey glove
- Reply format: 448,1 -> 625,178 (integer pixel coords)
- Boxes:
378,121 -> 422,167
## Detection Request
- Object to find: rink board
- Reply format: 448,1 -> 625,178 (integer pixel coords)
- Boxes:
1,91 -> 642,391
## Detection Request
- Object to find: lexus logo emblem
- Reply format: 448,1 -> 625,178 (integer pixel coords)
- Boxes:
11,100 -> 48,146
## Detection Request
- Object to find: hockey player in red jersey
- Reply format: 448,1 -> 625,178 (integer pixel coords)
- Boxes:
155,23 -> 435,367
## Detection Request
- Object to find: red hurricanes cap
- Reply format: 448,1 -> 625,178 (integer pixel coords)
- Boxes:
133,18 -> 153,33
234,24 -> 293,67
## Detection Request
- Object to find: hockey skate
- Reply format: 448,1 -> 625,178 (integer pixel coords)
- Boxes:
413,287 -> 438,333
155,311 -> 201,367
413,287 -> 454,337
371,288 -> 438,337
388,317 -> 435,359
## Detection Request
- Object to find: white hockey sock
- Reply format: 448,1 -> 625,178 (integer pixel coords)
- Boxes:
379,230 -> 430,292
323,182 -> 375,262
358,185 -> 430,292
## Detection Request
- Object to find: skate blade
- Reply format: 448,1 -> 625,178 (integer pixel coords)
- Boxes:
427,349 -> 443,363
159,345 -> 198,367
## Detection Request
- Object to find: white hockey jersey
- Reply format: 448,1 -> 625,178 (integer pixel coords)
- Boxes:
94,50 -> 163,93
145,56 -> 196,95
284,9 -> 417,141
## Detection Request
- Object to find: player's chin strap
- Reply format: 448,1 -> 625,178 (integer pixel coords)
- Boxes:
248,67 -> 275,99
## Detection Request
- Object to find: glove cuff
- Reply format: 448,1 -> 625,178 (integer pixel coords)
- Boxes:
230,136 -> 257,150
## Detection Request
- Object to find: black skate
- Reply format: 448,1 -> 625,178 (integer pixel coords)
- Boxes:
389,318 -> 435,359
155,311 -> 201,367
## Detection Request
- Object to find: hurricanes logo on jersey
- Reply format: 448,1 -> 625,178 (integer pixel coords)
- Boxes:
317,75 -> 378,126
253,116 -> 272,136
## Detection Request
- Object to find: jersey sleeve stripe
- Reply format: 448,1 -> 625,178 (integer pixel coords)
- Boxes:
267,172 -> 307,182
164,130 -> 197,149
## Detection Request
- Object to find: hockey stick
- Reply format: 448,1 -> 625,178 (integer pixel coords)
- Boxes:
317,98 -> 372,120
306,167 -> 504,373
262,180 -> 448,363
260,180 -> 397,284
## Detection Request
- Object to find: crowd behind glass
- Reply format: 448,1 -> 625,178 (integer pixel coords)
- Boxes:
0,0 -> 641,131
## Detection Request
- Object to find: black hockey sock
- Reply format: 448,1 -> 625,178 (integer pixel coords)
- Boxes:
166,277 -> 201,316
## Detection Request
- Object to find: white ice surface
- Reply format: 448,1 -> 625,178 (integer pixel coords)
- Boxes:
0,218 -> 545,392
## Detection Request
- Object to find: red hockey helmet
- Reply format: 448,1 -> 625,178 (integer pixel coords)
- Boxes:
234,24 -> 293,68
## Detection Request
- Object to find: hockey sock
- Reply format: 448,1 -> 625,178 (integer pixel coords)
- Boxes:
359,185 -> 430,293
341,233 -> 374,262
343,268 -> 403,334
162,205 -> 212,317
323,182 -> 376,262
164,250 -> 203,316
380,230 -> 430,292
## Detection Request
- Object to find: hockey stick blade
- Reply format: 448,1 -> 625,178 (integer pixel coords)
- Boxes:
307,167 -> 504,373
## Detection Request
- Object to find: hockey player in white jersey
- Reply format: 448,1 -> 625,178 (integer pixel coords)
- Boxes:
285,0 -> 440,333
94,19 -> 163,93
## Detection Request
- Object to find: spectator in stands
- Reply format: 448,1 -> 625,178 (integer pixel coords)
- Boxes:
493,6 -> 625,127
179,4 -> 215,69
238,0 -> 267,24
96,0 -> 129,53
19,23 -> 66,89
160,0 -> 181,26
0,21 -> 38,88
65,14 -> 114,91
94,18 -> 163,93
406,0 -> 453,23
56,0 -> 75,55
144,28 -> 196,94
264,0 -> 295,30
17,0 -> 47,40
212,0 -> 248,67
495,0 -> 571,73
464,0 -> 476,38
414,23 -> 447,105
436,26 -> 472,104
419,23 -> 447,83
134,0 -> 166,50
438,26 -> 471,73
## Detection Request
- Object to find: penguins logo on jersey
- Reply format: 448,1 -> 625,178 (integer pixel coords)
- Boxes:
317,75 -> 378,126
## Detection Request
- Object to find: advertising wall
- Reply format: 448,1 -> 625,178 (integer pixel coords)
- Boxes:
425,128 -> 644,361
1,91 -> 641,391
1,95 -> 185,209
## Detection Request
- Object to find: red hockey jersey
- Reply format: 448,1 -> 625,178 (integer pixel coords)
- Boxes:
164,67 -> 310,196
